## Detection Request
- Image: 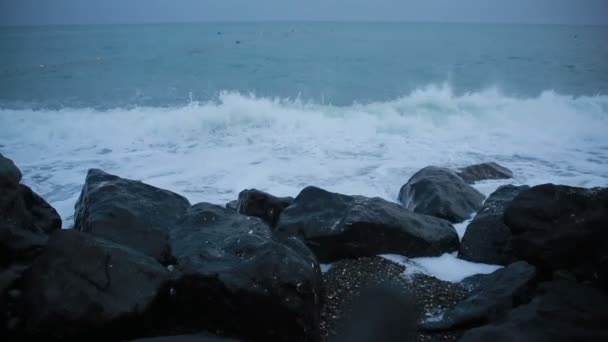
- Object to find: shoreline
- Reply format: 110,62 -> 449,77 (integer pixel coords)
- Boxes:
2,153 -> 607,341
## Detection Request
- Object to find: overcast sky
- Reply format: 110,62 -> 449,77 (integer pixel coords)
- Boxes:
1,0 -> 607,26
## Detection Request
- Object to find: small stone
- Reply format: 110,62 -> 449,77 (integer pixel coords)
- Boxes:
6,317 -> 19,330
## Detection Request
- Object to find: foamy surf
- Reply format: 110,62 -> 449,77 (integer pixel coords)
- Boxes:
1,84 -> 607,224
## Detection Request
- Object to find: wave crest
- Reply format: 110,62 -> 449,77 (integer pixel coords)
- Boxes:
1,85 -> 607,221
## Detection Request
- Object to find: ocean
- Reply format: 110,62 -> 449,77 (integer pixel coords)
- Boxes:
1,22 -> 607,224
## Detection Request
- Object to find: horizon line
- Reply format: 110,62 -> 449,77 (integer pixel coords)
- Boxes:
1,18 -> 607,29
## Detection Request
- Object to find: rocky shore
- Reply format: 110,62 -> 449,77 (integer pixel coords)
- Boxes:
1,152 -> 607,341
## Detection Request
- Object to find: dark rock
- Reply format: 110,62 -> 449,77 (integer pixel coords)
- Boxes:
128,333 -> 239,342
421,261 -> 537,331
236,189 -> 293,227
460,278 -> 608,342
0,223 -> 48,268
0,265 -> 27,298
459,185 -> 529,265
0,153 -> 21,186
0,184 -> 61,235
457,162 -> 513,184
0,154 -> 61,331
74,169 -> 190,264
19,229 -> 170,340
276,186 -> 459,263
225,200 -> 238,210
18,184 -> 62,234
7,289 -> 20,299
504,184 -> 608,285
398,166 -> 485,223
168,203 -> 322,342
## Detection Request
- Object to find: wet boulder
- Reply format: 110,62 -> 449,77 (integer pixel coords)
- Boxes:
128,334 -> 239,342
504,184 -> 608,285
0,154 -> 61,333
1,184 -> 59,270
168,203 -> 322,342
0,153 -> 22,186
421,261 -> 537,331
457,162 -> 513,184
458,185 -> 529,265
398,167 -> 485,223
1,154 -> 61,235
236,189 -> 293,227
18,229 -> 170,340
17,185 -> 62,234
459,278 -> 608,342
74,169 -> 190,264
0,223 -> 48,269
275,186 -> 459,263
225,200 -> 238,210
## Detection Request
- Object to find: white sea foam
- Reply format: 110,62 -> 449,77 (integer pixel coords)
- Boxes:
381,253 -> 502,283
1,85 -> 607,225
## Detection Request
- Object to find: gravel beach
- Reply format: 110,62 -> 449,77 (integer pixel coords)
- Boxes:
320,256 -> 470,342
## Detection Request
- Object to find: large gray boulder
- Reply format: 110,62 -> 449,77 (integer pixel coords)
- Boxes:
18,230 -> 170,340
421,261 -> 537,331
504,184 -> 608,287
275,186 -> 459,263
168,203 -> 323,342
457,162 -> 513,184
460,278 -> 608,342
458,185 -> 529,265
74,169 -> 190,264
398,166 -> 485,223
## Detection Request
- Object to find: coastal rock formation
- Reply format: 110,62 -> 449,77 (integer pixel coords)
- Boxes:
225,200 -> 238,210
3,151 -> 607,341
276,186 -> 459,263
73,169 -> 190,264
0,183 -> 61,269
457,162 -> 513,184
421,261 -> 537,331
1,153 -> 61,235
1,153 -> 61,337
129,334 -> 240,342
459,278 -> 608,342
504,184 -> 608,286
236,189 -> 293,227
19,230 -> 170,340
168,203 -> 323,341
398,166 -> 485,223
0,153 -> 22,186
458,185 -> 529,265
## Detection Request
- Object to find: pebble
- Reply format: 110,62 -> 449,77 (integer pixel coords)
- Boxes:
320,256 -> 470,342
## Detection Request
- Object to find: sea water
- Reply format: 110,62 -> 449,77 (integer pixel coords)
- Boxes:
1,22 -> 607,229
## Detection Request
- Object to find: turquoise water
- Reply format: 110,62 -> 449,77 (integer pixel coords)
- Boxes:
1,22 -> 607,223
2,22 -> 607,108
